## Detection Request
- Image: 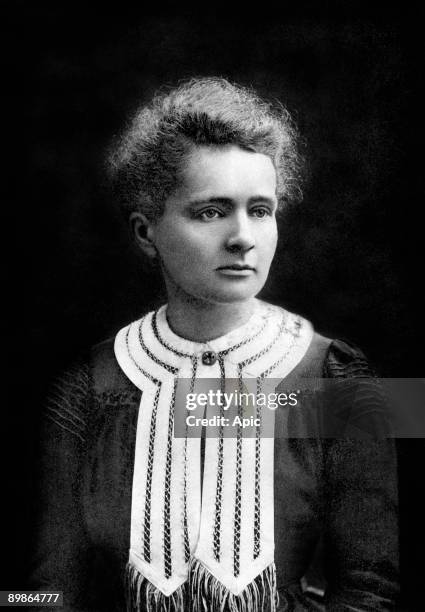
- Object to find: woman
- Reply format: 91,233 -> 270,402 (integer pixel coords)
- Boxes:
30,78 -> 398,611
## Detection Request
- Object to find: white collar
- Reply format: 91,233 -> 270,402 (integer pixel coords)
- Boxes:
115,301 -> 313,388
154,303 -> 267,356
114,303 -> 314,607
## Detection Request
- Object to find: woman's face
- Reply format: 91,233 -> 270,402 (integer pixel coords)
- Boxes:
149,145 -> 278,305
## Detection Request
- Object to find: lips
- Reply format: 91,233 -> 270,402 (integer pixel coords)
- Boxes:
217,264 -> 255,271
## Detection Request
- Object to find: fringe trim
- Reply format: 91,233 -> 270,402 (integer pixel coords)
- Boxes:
125,559 -> 279,612
188,557 -> 279,612
125,562 -> 187,612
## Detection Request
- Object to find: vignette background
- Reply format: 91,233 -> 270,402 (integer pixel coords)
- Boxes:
6,3 -> 424,608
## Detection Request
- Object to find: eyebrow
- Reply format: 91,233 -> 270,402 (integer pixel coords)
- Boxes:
187,196 -> 277,208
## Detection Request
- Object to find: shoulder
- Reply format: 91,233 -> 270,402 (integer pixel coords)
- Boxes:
89,334 -> 137,395
263,302 -> 377,379
283,320 -> 375,379
49,333 -> 138,396
43,341 -> 139,447
43,330 -> 141,435
324,338 -> 375,378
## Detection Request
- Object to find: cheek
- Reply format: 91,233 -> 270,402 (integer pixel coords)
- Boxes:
262,224 -> 278,259
155,225 -> 208,265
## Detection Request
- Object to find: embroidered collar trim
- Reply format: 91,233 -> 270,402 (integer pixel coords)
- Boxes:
114,303 -> 313,605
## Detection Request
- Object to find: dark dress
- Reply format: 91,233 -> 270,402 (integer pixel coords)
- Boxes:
28,333 -> 399,611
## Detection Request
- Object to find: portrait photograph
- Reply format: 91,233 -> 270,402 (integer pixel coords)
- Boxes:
4,3 -> 424,611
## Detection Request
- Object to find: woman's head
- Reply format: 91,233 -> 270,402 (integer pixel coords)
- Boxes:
107,78 -> 303,306
107,77 -> 303,222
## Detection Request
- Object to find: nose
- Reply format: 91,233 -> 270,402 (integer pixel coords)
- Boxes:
225,211 -> 255,253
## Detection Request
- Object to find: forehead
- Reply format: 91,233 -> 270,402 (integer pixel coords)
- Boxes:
175,145 -> 277,200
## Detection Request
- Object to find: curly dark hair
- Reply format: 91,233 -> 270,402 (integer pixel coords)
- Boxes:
107,77 -> 303,221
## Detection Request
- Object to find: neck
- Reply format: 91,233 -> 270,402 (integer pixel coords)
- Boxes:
165,294 -> 257,343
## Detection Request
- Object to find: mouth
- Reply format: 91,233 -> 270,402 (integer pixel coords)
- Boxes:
216,264 -> 256,277
216,264 -> 256,271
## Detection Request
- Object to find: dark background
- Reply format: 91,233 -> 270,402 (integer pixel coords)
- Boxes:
5,3 -> 424,609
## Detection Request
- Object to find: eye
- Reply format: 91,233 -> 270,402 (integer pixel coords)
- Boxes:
251,207 -> 272,218
196,208 -> 224,221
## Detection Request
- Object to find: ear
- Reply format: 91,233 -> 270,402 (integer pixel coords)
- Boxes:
129,212 -> 157,259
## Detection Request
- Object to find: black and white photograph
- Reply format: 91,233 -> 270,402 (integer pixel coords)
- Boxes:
5,4 -> 424,611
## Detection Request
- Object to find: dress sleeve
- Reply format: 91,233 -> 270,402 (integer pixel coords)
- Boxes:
28,361 -> 93,612
321,340 -> 399,610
